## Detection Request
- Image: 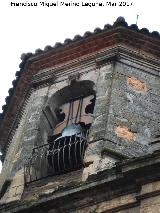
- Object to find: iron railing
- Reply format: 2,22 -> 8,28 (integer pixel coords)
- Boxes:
24,132 -> 88,184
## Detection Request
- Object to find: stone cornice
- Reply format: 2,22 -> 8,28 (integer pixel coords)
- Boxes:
0,151 -> 160,212
29,45 -> 160,87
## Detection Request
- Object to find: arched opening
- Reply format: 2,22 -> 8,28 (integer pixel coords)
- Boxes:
24,80 -> 96,183
43,80 -> 95,131
46,80 -> 96,174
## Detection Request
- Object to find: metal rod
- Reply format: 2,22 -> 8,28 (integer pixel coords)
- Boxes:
63,137 -> 66,170
57,139 -> 61,172
69,135 -> 72,168
74,135 -> 78,166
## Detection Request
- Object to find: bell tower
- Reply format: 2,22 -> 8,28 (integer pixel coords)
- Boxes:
0,17 -> 160,213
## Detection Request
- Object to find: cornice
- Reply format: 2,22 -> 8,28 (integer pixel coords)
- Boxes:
31,45 -> 160,88
0,150 -> 160,212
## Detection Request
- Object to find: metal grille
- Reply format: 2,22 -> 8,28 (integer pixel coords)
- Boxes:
24,132 -> 88,184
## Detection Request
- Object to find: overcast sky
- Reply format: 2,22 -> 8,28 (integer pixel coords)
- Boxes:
0,0 -> 160,170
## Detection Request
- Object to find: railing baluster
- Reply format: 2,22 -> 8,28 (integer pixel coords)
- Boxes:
24,132 -> 87,184
63,137 -> 66,171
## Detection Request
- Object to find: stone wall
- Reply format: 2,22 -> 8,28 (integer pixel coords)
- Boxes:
103,59 -> 160,157
76,180 -> 160,213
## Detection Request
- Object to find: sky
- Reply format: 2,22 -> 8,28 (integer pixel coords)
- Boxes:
0,0 -> 160,170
